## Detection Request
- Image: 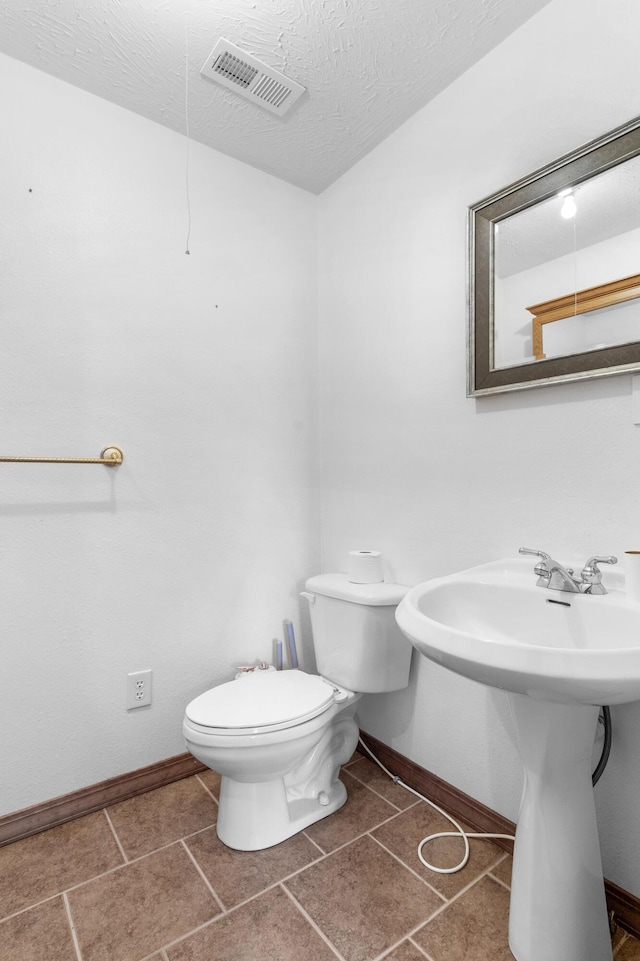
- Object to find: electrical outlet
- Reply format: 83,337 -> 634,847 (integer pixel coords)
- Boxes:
126,669 -> 152,710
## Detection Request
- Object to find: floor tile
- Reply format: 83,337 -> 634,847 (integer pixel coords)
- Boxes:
412,875 -> 513,961
197,769 -> 220,800
166,885 -> 338,961
0,896 -> 77,961
185,824 -> 321,909
0,812 -> 124,919
372,801 -> 505,900
285,834 -> 443,961
67,843 -> 220,961
345,757 -> 419,810
106,777 -> 218,859
304,770 -> 398,853
7,759 -> 640,961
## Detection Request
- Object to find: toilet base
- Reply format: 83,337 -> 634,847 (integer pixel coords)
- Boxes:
215,708 -> 359,850
216,773 -> 348,850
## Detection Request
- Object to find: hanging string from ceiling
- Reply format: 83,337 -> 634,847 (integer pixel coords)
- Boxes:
184,17 -> 192,255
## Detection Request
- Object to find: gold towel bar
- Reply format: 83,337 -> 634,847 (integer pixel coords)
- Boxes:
0,446 -> 124,467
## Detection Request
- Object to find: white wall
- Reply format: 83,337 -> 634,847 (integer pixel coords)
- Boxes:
318,0 -> 640,896
0,54 -> 318,815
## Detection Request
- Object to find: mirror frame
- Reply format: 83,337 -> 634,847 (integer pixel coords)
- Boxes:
468,116 -> 640,396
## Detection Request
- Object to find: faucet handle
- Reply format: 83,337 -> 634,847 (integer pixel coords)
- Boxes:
518,547 -> 550,560
519,548 -> 553,587
582,555 -> 617,578
581,555 -> 618,594
584,555 -> 617,567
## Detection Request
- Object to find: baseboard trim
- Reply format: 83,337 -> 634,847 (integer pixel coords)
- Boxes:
0,752 -> 207,848
359,730 -> 640,939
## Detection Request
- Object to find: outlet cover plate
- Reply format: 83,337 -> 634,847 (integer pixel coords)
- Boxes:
127,669 -> 152,710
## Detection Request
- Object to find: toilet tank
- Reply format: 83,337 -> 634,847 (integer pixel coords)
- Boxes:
303,573 -> 413,693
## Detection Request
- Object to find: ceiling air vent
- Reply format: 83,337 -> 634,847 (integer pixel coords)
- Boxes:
201,39 -> 305,118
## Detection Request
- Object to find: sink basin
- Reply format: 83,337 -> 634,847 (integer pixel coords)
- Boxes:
396,556 -> 639,705
396,555 -> 636,961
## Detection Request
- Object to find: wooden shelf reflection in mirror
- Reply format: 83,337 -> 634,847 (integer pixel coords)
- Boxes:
527,272 -> 640,361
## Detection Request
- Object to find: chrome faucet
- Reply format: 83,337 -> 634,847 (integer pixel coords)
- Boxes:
519,548 -> 618,595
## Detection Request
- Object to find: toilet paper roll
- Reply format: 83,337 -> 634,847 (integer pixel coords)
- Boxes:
348,550 -> 384,584
625,551 -> 640,603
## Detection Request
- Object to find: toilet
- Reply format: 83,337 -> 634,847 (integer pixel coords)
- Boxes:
182,573 -> 413,851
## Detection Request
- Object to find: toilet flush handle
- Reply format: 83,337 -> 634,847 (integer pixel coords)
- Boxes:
300,591 -> 316,605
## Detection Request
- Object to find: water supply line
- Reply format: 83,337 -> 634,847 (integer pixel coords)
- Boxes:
358,705 -> 612,875
593,706 -> 612,786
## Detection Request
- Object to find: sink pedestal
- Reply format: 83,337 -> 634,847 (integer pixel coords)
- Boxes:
508,693 -> 612,961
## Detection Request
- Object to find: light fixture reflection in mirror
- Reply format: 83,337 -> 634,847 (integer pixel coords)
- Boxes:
559,189 -> 577,219
468,116 -> 640,396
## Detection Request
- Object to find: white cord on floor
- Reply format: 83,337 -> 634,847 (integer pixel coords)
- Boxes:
357,737 -> 514,874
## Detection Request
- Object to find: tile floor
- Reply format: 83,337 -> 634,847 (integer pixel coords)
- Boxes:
1,752 -> 639,961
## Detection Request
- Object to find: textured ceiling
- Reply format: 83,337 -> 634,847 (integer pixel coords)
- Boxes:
0,0 -> 551,194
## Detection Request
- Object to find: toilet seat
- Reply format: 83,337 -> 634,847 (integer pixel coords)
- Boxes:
184,670 -> 339,736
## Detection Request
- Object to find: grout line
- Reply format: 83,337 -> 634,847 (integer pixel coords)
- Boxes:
181,822 -> 218,843
408,935 -> 435,959
613,933 -> 628,958
342,754 -> 362,768
470,850 -> 513,894
136,948 -> 174,961
62,892 -> 84,961
187,844 -> 332,918
342,768 -> 410,814
486,866 -> 512,892
342,770 -> 403,813
280,883 -> 348,961
102,809 -> 129,863
304,805 -> 411,861
0,892 -> 61,925
180,841 -> 227,914
302,829 -> 328,856
372,932 -> 433,961
367,833 -> 447,903
419,869 -> 502,927
1,836 -> 220,926
195,774 -> 219,806
60,841 -> 182,894
344,765 -> 421,814
159,915 -> 221,956
2,814 -> 227,926
367,908 -> 446,961
57,836 -> 215,904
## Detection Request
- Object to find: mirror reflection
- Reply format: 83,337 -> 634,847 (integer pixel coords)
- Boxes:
468,115 -> 640,395
493,157 -> 640,369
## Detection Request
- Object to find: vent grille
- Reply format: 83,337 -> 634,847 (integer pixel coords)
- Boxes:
201,39 -> 305,118
212,52 -> 258,89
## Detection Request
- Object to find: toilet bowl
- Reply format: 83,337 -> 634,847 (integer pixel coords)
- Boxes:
183,669 -> 360,850
183,572 -> 413,851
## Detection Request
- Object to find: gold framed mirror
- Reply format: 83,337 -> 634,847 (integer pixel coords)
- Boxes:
468,116 -> 640,396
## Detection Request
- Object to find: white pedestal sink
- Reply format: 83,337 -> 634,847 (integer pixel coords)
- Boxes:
396,557 -> 639,961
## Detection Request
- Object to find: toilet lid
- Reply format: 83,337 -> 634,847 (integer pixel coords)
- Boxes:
185,670 -> 336,732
